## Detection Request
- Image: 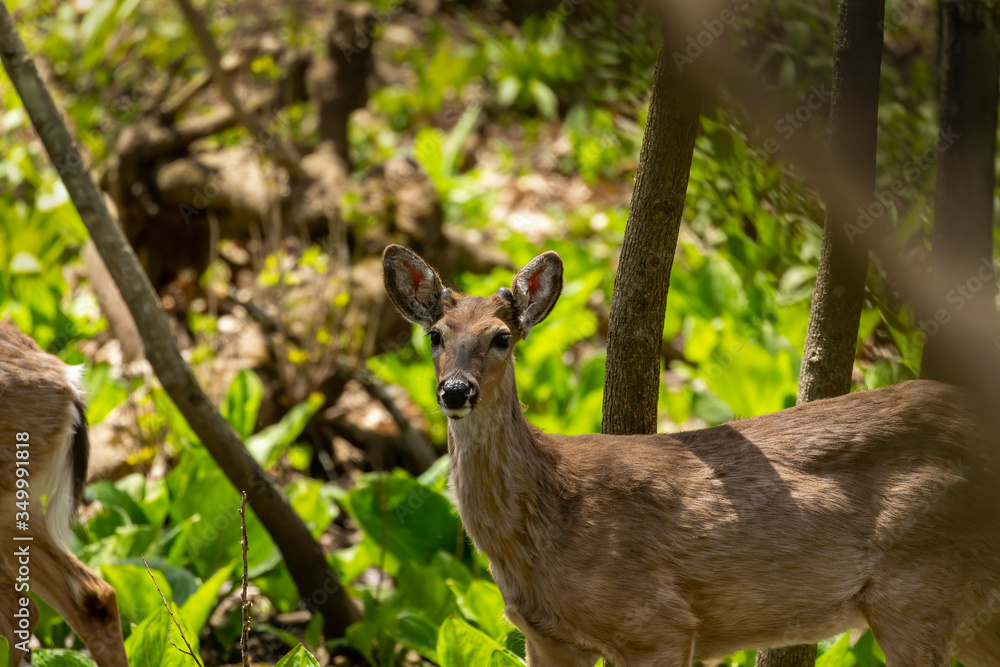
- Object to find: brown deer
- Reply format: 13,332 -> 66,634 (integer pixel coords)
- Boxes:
383,244 -> 1000,667
0,322 -> 127,666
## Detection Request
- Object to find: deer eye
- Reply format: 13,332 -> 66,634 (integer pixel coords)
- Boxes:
429,331 -> 441,347
494,333 -> 511,349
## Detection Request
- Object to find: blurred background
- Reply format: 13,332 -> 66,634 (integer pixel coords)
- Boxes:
0,0 -> 987,664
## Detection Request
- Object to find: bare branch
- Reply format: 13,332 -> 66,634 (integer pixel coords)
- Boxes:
240,492 -> 252,667
172,0 -> 309,181
142,554 -> 204,667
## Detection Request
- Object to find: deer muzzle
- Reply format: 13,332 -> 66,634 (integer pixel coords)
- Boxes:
438,377 -> 479,418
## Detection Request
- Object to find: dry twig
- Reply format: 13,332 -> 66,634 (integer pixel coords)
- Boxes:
141,554 -> 204,667
240,491 -> 252,667
172,0 -> 309,180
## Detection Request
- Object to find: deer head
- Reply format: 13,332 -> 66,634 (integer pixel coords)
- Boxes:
382,244 -> 563,419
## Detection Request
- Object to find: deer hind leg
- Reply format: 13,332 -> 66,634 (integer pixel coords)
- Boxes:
0,555 -> 38,666
858,572 -> 959,667
26,510 -> 127,667
952,588 -> 1000,667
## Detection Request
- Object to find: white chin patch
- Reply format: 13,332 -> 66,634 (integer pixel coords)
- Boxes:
443,405 -> 472,419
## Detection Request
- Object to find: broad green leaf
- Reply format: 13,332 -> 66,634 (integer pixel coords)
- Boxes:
274,644 -> 321,667
86,480 -> 149,525
529,80 -> 558,119
390,610 -> 440,661
101,564 -> 173,630
181,564 -> 233,635
286,478 -> 339,539
77,525 -> 158,567
437,616 -> 505,667
222,368 -> 263,440
246,392 -> 323,468
165,447 -> 276,577
117,558 -> 198,607
0,637 -> 11,667
453,580 -> 512,641
81,362 -> 127,425
336,469 -> 460,566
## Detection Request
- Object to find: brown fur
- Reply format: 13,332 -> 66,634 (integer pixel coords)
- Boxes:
0,321 -> 127,666
383,245 -> 1000,667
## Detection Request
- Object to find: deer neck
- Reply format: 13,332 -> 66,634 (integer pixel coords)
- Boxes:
446,362 -> 563,573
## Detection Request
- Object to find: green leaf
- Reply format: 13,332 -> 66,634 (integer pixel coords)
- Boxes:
390,610 -> 440,661
101,564 -> 174,629
77,525 -> 159,567
27,650 -> 97,667
286,478 -> 339,539
529,80 -> 558,119
165,448 -> 276,577
453,580 -> 512,641
497,76 -> 522,107
274,644 -> 321,667
117,558 -> 199,607
0,637 -> 11,667
222,368 -> 263,440
181,564 -> 233,635
437,617 -> 506,667
81,362 -> 128,425
86,480 -> 149,525
442,104 -> 481,177
337,469 -> 460,566
246,392 -> 323,467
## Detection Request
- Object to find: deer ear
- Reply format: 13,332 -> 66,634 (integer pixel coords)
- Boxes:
383,245 -> 444,327
510,251 -> 563,338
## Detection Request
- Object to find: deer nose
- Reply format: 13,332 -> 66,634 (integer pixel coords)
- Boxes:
439,380 -> 478,409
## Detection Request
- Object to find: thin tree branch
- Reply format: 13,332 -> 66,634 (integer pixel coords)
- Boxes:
172,0 -> 309,181
142,554 -> 204,667
240,492 -> 252,667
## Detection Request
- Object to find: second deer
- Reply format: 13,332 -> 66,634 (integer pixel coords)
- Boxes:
0,322 -> 127,666
383,244 -> 1000,667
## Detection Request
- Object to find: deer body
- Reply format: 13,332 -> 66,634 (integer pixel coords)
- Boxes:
383,245 -> 1000,667
0,322 -> 126,666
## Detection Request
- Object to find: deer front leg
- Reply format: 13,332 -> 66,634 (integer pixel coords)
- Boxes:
0,556 -> 38,667
26,512 -> 127,667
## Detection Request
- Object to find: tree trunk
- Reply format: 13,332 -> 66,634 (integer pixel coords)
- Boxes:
601,39 -> 702,436
757,1 -> 885,665
920,0 -> 1000,400
0,7 -> 362,641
